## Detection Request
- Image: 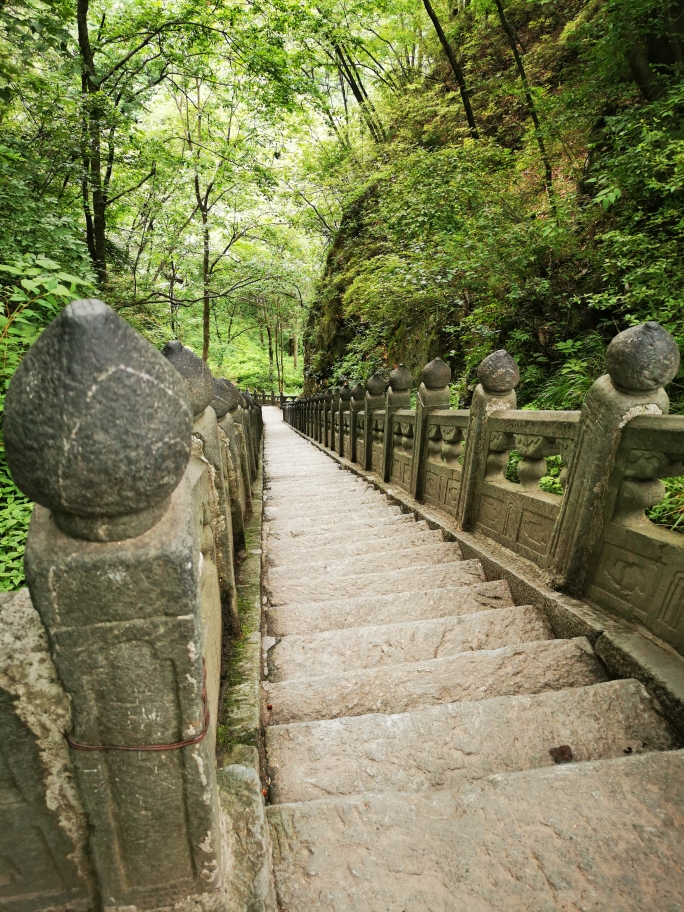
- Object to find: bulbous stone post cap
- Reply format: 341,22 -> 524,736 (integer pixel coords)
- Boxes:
332,387 -> 341,400
351,382 -> 366,400
340,383 -> 352,401
478,350 -> 520,393
4,299 -> 193,540
219,378 -> 242,413
366,372 -> 386,396
162,340 -> 213,417
212,378 -> 236,419
389,364 -> 412,391
242,392 -> 256,409
324,390 -> 333,402
606,322 -> 680,393
421,357 -> 451,390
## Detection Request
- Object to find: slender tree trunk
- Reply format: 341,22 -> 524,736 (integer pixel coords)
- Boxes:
77,0 -> 107,283
293,328 -> 298,370
493,0 -> 554,203
201,213 -> 210,360
266,322 -> 274,382
422,0 -> 478,138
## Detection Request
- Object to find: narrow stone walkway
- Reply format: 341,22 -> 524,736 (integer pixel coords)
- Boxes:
260,408 -> 683,911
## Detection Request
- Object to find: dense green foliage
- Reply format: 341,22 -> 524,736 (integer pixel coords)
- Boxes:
0,0 -> 682,588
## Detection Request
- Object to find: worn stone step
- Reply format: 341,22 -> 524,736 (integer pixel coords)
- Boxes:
265,526 -> 443,565
264,480 -> 376,499
265,579 -> 512,636
267,605 -> 552,682
266,542 -> 462,584
262,636 -> 605,724
264,511 -> 415,540
266,558 -> 484,607
266,679 -> 676,803
264,489 -> 382,510
264,502 -> 400,525
267,750 -> 684,912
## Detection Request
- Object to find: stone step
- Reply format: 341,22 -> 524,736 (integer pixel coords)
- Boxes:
267,605 -> 552,682
264,489 -> 382,509
264,526 -> 443,565
265,579 -> 512,636
267,750 -> 684,912
266,542 -> 462,583
264,512 -> 415,539
264,502 -> 399,524
265,558 -> 484,607
264,480 -> 375,498
262,636 -> 606,724
265,679 -> 676,803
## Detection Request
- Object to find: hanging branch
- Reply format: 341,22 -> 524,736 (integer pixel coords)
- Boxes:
422,0 -> 478,138
492,0 -> 554,204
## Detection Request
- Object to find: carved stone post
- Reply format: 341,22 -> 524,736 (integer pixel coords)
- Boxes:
5,300 -> 224,908
383,365 -> 412,482
222,380 -> 253,522
163,342 -> 239,633
410,358 -> 451,501
322,390 -> 332,447
364,373 -> 387,471
213,378 -> 249,553
316,394 -> 324,442
547,322 -> 680,595
338,382 -> 352,457
456,350 -> 519,531
330,387 -> 340,451
349,382 -> 365,464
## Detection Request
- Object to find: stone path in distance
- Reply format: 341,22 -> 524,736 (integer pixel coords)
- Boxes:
260,407 -> 683,912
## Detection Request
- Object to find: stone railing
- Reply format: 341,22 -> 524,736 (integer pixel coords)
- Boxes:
285,322 -> 684,656
0,300 -> 262,911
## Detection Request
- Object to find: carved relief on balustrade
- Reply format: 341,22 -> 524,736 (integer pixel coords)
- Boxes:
475,411 -> 579,569
354,412 -> 365,464
371,412 -> 385,476
423,410 -> 469,516
587,416 -> 684,653
390,410 -> 414,492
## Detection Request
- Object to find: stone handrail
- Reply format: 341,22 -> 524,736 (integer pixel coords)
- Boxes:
285,322 -> 683,656
0,300 -> 262,910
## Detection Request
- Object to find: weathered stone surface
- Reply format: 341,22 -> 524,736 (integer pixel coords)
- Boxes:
265,579 -> 512,636
265,525 -> 443,564
263,511 -> 414,540
162,339 -> 213,417
24,465 -> 224,908
4,300 -> 192,542
605,321 -> 680,393
267,605 -> 552,681
211,377 -> 234,419
389,363 -> 412,391
366,372 -> 386,396
268,751 -> 684,912
219,377 -> 243,413
266,679 -> 675,802
350,382 -> 366,400
421,357 -> 451,390
262,636 -> 605,724
266,557 -> 484,606
0,589 -> 95,910
217,764 -> 276,912
266,542 -> 461,581
477,349 -> 520,393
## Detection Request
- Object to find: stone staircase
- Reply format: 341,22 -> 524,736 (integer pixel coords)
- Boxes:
261,410 -> 683,911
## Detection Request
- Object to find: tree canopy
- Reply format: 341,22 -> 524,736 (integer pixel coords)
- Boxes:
1,0 -> 683,587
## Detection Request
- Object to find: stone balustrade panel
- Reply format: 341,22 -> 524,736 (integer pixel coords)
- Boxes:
475,411 -> 579,568
586,415 -> 684,651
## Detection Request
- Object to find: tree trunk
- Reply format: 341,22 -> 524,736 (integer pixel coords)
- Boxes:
422,0 -> 478,138
493,0 -> 554,203
77,0 -> 107,283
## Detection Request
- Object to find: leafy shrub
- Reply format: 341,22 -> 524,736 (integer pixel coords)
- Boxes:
0,255 -> 92,589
